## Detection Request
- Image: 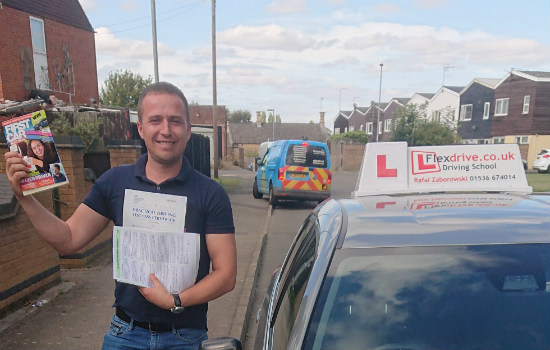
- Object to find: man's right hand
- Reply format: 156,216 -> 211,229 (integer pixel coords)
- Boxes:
4,151 -> 29,198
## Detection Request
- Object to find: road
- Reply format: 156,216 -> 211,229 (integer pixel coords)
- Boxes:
242,170 -> 358,350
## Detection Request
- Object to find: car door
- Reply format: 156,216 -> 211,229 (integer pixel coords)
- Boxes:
262,215 -> 319,350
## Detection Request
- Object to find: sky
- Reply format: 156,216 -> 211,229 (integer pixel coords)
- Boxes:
81,0 -> 549,131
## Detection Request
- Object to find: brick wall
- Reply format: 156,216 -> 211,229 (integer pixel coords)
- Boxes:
0,141 -> 61,314
0,6 -> 98,104
330,140 -> 365,171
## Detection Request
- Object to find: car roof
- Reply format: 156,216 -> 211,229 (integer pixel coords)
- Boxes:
328,193 -> 550,249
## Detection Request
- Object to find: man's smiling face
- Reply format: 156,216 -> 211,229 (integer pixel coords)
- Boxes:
137,93 -> 191,167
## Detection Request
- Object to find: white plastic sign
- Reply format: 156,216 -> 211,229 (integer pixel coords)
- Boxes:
353,142 -> 532,196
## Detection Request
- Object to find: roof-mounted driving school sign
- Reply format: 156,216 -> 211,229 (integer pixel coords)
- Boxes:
353,142 -> 532,197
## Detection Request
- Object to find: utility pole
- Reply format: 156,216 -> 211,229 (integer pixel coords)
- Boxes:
267,109 -> 275,141
211,0 -> 218,178
377,63 -> 383,142
150,0 -> 159,82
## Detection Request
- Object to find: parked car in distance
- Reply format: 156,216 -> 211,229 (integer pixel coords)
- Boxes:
532,148 -> 550,173
253,140 -> 331,208
254,142 -> 549,350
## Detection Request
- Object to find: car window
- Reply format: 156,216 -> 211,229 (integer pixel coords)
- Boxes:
305,244 -> 550,350
271,219 -> 318,349
285,144 -> 327,168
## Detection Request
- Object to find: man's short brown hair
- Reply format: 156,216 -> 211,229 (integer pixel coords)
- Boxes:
137,82 -> 190,125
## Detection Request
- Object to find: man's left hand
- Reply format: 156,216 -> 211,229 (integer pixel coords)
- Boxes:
138,273 -> 173,310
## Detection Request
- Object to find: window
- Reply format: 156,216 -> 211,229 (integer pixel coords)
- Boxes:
384,119 -> 392,132
366,122 -> 373,135
344,127 -> 348,133
272,218 -> 317,350
515,136 -> 528,144
349,125 -> 355,131
483,102 -> 490,119
29,17 -> 50,90
334,128 -> 340,134
523,95 -> 530,114
360,124 -> 364,131
493,137 -> 505,144
494,98 -> 509,116
378,121 -> 383,134
460,104 -> 473,121
477,139 -> 489,144
431,110 -> 441,122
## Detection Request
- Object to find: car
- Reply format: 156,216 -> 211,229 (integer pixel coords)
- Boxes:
252,142 -> 550,350
532,148 -> 550,173
253,139 -> 331,208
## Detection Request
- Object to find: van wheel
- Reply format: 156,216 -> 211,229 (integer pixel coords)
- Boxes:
269,185 -> 278,209
253,179 -> 263,199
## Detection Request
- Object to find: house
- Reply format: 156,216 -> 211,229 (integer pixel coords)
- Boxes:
188,105 -> 228,161
0,0 -> 99,105
457,78 -> 500,144
426,86 -> 463,126
407,92 -> 434,108
379,98 -> 409,142
333,110 -> 352,134
227,115 -> 329,166
491,70 -> 550,167
364,101 -> 389,142
347,106 -> 369,132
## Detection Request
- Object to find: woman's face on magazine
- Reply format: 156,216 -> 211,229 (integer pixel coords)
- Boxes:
31,140 -> 44,158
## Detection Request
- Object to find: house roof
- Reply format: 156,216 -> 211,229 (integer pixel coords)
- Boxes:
416,92 -> 435,99
495,70 -> 550,89
443,86 -> 465,93
228,122 -> 329,145
3,0 -> 94,32
460,78 -> 500,94
333,110 -> 353,122
517,70 -> 550,80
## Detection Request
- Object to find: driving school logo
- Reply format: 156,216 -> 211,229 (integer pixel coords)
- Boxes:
411,151 -> 441,175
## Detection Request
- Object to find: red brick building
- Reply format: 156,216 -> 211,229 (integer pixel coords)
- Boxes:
0,0 -> 98,104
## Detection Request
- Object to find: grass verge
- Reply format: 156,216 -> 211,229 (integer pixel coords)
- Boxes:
526,172 -> 550,192
213,177 -> 240,193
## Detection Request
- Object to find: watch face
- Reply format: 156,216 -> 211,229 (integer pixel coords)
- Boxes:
171,306 -> 185,314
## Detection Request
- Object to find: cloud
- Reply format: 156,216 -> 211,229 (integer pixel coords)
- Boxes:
413,0 -> 448,9
218,24 -> 315,51
94,27 -> 175,59
371,3 -> 402,14
79,0 -> 98,11
120,1 -> 140,12
265,0 -> 308,14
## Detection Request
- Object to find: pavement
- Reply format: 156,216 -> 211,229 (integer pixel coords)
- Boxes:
0,165 -> 267,350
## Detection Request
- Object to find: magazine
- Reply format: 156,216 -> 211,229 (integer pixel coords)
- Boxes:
2,110 -> 69,196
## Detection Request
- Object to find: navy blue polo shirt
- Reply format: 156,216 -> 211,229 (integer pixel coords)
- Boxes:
83,153 -> 234,329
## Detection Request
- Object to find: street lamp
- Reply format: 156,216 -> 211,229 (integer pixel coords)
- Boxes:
376,63 -> 383,142
267,108 -> 275,141
339,88 -> 346,111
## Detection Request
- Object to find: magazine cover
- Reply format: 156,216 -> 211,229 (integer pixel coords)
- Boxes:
2,110 -> 69,196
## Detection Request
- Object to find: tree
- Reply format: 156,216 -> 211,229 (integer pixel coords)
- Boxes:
100,70 -> 152,108
50,113 -> 103,153
331,130 -> 369,144
267,113 -> 282,123
228,109 -> 252,123
391,104 -> 460,146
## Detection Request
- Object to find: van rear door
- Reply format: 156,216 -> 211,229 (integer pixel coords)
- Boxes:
282,143 -> 330,192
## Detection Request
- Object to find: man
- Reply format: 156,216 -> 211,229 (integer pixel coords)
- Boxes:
52,164 -> 67,183
4,82 -> 237,350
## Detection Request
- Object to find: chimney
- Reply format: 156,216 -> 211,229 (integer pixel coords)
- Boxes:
256,111 -> 261,127
319,111 -> 325,129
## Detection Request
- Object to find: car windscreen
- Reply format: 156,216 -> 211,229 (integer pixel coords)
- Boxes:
304,244 -> 550,350
285,144 -> 327,168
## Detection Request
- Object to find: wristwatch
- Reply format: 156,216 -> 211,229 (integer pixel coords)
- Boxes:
170,294 -> 185,314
